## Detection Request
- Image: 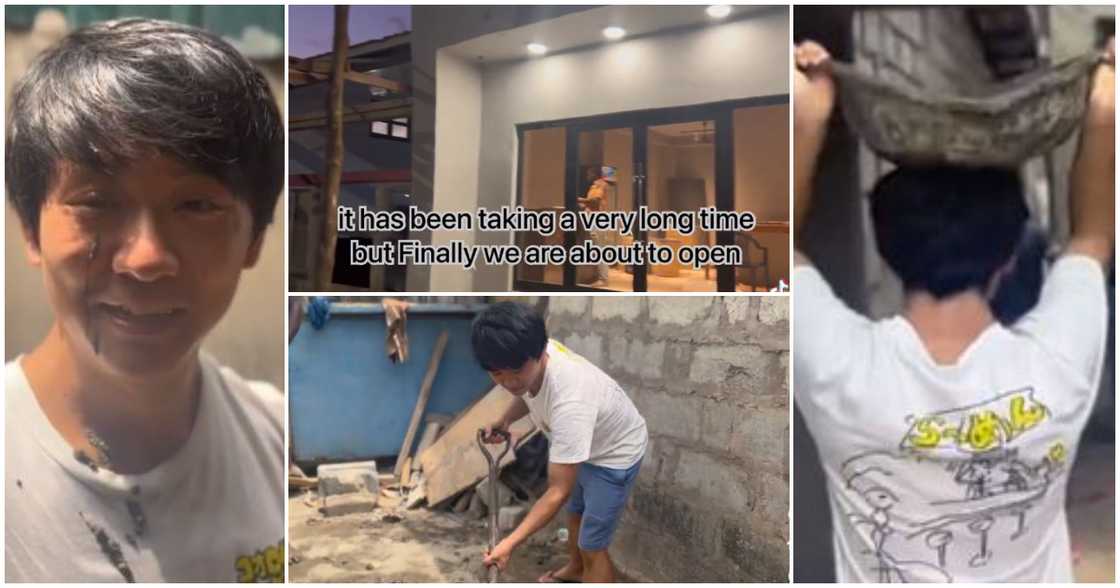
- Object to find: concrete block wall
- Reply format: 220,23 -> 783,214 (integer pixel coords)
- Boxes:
545,297 -> 789,582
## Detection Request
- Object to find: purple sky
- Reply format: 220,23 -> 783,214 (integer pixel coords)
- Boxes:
289,5 -> 411,58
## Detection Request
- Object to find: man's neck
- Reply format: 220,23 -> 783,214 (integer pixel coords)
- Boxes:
903,289 -> 996,365
528,351 -> 550,398
21,323 -> 202,474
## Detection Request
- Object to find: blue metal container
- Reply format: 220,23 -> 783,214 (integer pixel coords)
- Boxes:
289,302 -> 493,464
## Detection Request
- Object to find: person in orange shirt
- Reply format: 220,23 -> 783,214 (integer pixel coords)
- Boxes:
578,166 -> 616,287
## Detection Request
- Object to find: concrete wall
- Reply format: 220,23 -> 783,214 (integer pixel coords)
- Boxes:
4,23 -> 286,387
546,297 -> 790,582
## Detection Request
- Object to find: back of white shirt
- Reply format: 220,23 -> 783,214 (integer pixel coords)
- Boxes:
521,340 -> 648,469
794,256 -> 1107,582
6,353 -> 285,582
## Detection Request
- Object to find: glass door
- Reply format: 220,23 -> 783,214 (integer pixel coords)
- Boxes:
515,97 -> 789,292
644,119 -> 719,292
514,126 -> 566,288
571,126 -> 636,291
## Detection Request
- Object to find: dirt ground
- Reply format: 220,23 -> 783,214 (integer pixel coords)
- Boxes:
288,492 -> 571,583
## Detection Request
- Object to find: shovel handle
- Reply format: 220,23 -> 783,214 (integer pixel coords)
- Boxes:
476,429 -> 512,465
477,429 -> 512,583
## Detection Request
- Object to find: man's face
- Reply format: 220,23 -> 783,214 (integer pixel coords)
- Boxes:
26,155 -> 264,376
487,355 -> 545,396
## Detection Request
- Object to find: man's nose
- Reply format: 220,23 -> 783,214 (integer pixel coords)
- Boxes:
113,211 -> 180,282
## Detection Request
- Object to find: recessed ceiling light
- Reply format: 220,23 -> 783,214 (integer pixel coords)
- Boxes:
706,5 -> 732,19
603,26 -> 626,40
527,43 -> 548,55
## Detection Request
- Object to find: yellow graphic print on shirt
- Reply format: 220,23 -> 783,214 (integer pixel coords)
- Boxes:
901,389 -> 1049,454
235,539 -> 284,583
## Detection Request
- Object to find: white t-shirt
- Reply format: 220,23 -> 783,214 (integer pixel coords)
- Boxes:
520,340 -> 648,469
794,255 -> 1107,583
6,353 -> 285,582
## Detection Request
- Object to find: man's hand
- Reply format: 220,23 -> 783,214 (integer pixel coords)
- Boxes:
793,41 -> 837,133
793,40 -> 837,253
483,538 -> 515,571
1087,37 -> 1115,129
482,420 -> 509,444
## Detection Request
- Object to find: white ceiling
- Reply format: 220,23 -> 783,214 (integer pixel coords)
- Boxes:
445,5 -> 774,63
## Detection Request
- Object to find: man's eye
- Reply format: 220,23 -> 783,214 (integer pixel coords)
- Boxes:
67,194 -> 113,212
179,199 -> 223,214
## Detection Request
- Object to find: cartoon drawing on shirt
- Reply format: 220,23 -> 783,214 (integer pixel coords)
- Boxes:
844,452 -> 954,582
838,388 -> 1067,582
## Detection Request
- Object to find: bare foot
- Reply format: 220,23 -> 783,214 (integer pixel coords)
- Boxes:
539,561 -> 583,583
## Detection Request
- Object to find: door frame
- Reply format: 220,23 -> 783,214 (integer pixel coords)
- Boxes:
513,94 -> 789,292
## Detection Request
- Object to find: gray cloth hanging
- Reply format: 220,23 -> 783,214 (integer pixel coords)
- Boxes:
831,52 -> 1101,167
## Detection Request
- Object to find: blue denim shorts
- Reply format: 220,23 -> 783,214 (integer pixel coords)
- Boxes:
565,458 -> 642,551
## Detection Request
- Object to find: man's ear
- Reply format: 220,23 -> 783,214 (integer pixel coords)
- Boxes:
21,222 -> 42,267
242,231 -> 265,269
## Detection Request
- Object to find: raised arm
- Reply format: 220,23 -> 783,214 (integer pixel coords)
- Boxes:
1067,38 -> 1115,264
793,41 -> 837,260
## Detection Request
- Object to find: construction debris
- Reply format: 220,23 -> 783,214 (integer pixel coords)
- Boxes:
317,461 -> 379,517
452,490 -> 474,513
476,477 -> 516,512
404,472 -> 427,509
383,298 -> 410,364
498,505 -> 527,532
394,331 -> 449,478
418,386 -> 539,507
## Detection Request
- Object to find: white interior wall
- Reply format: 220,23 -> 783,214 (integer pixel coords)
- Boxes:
430,51 -> 483,291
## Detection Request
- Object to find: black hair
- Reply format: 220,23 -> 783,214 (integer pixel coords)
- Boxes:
870,166 -> 1028,299
6,18 -> 284,244
471,301 -> 549,371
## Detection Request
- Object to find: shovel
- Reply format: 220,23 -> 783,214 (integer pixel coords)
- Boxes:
477,428 -> 511,583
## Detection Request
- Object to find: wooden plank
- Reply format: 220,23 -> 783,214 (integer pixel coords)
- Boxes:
343,69 -> 403,93
413,422 -> 442,467
419,386 -> 538,507
289,476 -> 318,490
394,331 -> 449,477
400,456 -> 413,488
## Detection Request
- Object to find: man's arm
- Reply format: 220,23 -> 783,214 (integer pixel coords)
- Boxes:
1067,38 -> 1115,264
483,461 -> 579,570
793,41 -> 837,258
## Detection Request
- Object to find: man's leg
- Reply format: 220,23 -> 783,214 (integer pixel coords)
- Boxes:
545,512 -> 584,581
580,548 -> 615,583
541,466 -> 587,582
574,460 -> 642,583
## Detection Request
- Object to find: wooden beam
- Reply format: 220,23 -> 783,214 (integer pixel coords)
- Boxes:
342,69 -> 403,93
395,332 -> 449,478
289,99 -> 412,131
289,169 -> 411,187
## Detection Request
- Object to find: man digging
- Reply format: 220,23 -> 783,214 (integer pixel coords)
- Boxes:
472,301 -> 648,582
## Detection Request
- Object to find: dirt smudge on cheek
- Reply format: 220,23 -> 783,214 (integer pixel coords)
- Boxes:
84,233 -> 101,355
78,511 -> 135,582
